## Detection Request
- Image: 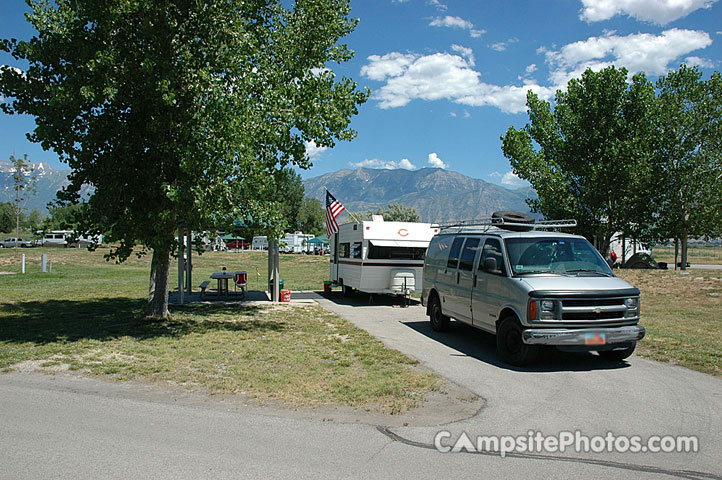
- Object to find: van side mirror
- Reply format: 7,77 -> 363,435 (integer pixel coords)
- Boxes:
482,257 -> 497,272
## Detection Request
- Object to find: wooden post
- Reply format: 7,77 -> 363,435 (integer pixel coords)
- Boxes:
178,226 -> 184,304
674,237 -> 679,271
186,231 -> 192,295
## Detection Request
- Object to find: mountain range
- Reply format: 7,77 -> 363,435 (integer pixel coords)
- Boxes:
1,161 -> 536,222
0,161 -> 83,214
303,167 -> 536,223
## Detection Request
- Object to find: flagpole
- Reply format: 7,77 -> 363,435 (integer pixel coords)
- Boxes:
324,186 -> 361,223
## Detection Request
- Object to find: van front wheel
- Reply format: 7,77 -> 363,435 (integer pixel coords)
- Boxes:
429,296 -> 450,332
496,318 -> 539,366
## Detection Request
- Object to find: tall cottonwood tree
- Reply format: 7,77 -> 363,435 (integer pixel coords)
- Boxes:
1,0 -> 367,316
651,65 -> 722,269
501,67 -> 656,256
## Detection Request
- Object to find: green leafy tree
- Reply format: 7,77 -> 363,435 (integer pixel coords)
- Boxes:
651,65 -> 722,269
1,0 -> 367,316
501,66 -> 656,255
273,168 -> 305,231
297,196 -> 325,235
0,202 -> 17,233
8,154 -> 37,253
24,208 -> 44,233
368,203 -> 421,222
43,203 -> 86,231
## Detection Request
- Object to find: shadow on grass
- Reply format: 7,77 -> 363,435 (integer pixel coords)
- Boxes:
402,320 -> 632,373
0,298 -> 280,345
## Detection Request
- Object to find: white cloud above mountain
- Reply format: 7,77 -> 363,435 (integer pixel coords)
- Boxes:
350,158 -> 417,170
578,0 -> 719,25
427,153 -> 448,169
361,51 -> 554,113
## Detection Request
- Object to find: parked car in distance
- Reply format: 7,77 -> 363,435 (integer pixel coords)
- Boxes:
421,212 -> 645,366
225,240 -> 249,249
1,237 -> 35,248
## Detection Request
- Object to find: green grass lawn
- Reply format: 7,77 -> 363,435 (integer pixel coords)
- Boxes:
652,246 -> 722,265
617,269 -> 722,376
0,247 -> 438,412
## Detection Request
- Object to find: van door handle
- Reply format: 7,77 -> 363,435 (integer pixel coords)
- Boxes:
456,272 -> 460,284
473,274 -> 477,288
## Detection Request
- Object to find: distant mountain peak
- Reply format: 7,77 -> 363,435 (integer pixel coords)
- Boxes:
303,167 -> 536,223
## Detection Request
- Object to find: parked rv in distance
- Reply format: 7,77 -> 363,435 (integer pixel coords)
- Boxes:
422,212 -> 645,366
329,216 -> 438,296
38,230 -> 104,248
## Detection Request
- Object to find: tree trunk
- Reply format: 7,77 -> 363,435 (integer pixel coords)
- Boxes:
680,233 -> 688,271
146,247 -> 171,318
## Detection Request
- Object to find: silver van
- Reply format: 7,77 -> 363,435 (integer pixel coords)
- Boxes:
421,215 -> 645,366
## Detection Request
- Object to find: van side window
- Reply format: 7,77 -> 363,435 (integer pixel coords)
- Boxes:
458,237 -> 480,271
339,243 -> 350,258
447,237 -> 465,269
425,236 -> 453,268
351,242 -> 362,259
479,238 -> 506,276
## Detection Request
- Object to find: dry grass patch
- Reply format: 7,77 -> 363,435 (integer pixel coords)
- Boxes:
617,269 -> 722,376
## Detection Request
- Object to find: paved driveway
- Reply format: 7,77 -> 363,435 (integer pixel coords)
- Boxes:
314,292 -> 722,478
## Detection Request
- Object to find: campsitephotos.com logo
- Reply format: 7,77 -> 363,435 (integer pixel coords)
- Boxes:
434,430 -> 699,458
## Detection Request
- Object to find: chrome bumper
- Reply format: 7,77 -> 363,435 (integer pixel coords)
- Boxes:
522,325 -> 645,346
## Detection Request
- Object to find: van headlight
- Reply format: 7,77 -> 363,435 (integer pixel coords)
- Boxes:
530,299 -> 557,321
624,297 -> 639,317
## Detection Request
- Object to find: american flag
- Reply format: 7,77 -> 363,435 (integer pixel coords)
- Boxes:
325,190 -> 346,238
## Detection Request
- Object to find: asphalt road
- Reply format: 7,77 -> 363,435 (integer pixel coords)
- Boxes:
2,292 -> 721,479
315,292 -> 722,479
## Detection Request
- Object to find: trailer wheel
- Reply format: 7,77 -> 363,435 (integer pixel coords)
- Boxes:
429,295 -> 450,332
598,343 -> 636,361
496,317 -> 539,366
342,285 -> 354,297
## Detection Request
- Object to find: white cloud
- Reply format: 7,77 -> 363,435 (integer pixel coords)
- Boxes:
350,158 -> 417,170
304,140 -> 328,160
449,111 -> 457,117
361,50 -> 554,113
463,110 -> 471,118
544,29 -> 713,86
451,44 -> 475,66
685,56 -> 715,68
501,172 -> 529,187
427,0 -> 447,11
526,64 -> 538,74
427,153 -> 448,169
489,38 -> 519,52
360,52 -> 417,82
429,15 -> 485,38
579,0 -> 719,25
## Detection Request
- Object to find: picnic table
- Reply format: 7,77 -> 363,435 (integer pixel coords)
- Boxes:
210,271 -> 234,296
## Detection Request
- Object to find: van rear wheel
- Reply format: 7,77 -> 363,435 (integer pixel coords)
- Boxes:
496,317 -> 539,366
429,296 -> 450,332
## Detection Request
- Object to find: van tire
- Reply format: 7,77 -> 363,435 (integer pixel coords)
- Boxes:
429,296 -> 450,332
598,343 -> 636,361
496,317 -> 539,366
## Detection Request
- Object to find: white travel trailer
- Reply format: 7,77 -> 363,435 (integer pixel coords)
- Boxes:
40,230 -> 104,247
252,236 -> 268,250
330,217 -> 439,296
281,232 -> 315,253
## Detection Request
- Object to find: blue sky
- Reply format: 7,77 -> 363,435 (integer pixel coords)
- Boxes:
2,0 -> 721,188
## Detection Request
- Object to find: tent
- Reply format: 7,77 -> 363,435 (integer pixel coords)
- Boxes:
307,235 -> 329,245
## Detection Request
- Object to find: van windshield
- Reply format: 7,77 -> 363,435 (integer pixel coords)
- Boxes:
505,237 -> 612,276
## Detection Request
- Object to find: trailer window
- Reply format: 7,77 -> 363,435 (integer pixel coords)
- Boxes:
339,243 -> 350,258
368,243 -> 425,260
352,242 -> 362,259
447,237 -> 465,269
